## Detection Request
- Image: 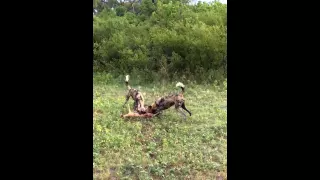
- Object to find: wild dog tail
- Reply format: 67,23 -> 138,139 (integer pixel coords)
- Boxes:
125,75 -> 131,90
176,82 -> 185,94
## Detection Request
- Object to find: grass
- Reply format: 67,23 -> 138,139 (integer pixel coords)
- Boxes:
93,74 -> 227,180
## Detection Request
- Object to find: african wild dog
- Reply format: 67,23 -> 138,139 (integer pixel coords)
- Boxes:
146,82 -> 192,120
123,75 -> 146,114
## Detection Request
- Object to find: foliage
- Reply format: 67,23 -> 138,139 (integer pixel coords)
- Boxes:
93,0 -> 227,84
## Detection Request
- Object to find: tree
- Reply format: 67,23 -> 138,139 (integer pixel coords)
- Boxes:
93,1 -> 227,83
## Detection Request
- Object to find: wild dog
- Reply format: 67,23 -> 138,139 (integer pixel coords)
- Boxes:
146,82 -> 192,120
123,75 -> 146,114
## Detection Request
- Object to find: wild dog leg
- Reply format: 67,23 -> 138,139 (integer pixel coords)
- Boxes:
123,94 -> 130,108
181,103 -> 192,116
153,111 -> 163,117
176,108 -> 187,121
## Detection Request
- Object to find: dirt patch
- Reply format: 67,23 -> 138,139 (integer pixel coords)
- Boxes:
93,109 -> 104,118
108,167 -> 118,180
216,171 -> 227,180
94,109 -> 103,114
185,170 -> 227,180
93,169 -> 105,174
93,167 -> 119,180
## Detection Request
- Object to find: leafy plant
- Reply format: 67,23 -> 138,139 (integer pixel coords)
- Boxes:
93,1 -> 227,84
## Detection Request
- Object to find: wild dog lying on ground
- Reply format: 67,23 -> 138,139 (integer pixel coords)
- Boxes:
146,82 -> 192,120
123,75 -> 146,114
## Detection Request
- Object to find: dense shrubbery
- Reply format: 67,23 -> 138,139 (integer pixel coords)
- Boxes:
93,0 -> 227,83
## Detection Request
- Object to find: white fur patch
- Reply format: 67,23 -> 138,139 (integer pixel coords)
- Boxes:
176,82 -> 185,88
125,75 -> 129,82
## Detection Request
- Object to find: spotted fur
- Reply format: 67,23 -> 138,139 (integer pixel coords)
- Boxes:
146,82 -> 191,120
122,75 -> 146,114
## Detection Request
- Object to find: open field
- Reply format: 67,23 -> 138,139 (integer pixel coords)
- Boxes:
93,74 -> 227,179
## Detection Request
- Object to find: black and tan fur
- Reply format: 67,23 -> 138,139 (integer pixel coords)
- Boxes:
123,75 -> 146,114
146,82 -> 192,120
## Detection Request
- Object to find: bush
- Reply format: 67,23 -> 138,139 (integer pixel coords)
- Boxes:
93,1 -> 227,84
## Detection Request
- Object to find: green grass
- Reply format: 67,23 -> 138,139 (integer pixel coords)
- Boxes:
93,75 -> 227,180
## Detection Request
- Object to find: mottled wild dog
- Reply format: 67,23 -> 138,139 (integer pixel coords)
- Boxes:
123,75 -> 146,114
146,82 -> 192,120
